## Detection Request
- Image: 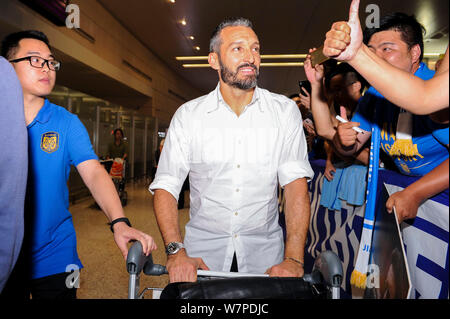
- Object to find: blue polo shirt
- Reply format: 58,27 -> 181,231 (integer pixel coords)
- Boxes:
352,63 -> 449,176
26,99 -> 98,279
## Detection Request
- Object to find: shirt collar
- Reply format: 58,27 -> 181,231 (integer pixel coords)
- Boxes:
414,62 -> 435,80
28,99 -> 52,128
35,99 -> 52,124
207,82 -> 263,113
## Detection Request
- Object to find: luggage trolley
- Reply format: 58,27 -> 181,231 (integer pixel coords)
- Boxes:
126,241 -> 343,300
99,158 -> 128,206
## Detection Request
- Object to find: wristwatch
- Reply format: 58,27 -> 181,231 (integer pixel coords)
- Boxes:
165,242 -> 185,255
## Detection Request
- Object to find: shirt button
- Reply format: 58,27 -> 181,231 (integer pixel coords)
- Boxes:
234,234 -> 238,238
234,212 -> 238,216
237,164 -> 240,168
236,188 -> 240,192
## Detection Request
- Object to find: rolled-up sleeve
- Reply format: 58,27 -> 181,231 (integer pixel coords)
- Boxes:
149,107 -> 190,201
278,102 -> 314,187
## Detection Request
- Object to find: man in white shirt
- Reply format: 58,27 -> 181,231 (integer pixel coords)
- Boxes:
149,18 -> 314,283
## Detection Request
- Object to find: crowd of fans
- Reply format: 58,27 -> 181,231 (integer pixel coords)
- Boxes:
293,8 -> 448,223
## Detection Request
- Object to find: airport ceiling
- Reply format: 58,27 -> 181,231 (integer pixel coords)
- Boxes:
98,0 -> 449,97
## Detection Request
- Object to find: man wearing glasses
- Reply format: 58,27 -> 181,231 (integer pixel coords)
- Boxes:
0,30 -> 157,299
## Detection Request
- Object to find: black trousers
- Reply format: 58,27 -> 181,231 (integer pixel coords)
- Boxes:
30,272 -> 78,299
1,267 -> 77,300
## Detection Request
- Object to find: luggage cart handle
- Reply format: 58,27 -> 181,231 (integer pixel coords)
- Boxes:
127,241 -> 154,275
126,241 -> 168,276
146,266 -> 270,279
197,270 -> 268,278
144,261 -> 270,279
127,242 -> 269,278
127,242 -> 343,286
312,250 -> 343,288
127,242 -> 343,299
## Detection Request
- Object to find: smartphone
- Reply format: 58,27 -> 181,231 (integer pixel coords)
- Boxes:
298,80 -> 311,97
303,118 -> 314,126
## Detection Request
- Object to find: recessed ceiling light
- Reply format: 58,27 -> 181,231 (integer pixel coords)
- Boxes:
180,19 -> 187,26
194,46 -> 201,51
169,0 -> 176,3
189,36 -> 195,40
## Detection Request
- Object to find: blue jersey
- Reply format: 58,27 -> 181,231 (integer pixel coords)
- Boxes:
26,99 -> 98,279
352,63 -> 449,177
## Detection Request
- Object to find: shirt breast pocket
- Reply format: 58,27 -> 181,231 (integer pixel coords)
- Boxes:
189,162 -> 215,180
192,127 -> 234,165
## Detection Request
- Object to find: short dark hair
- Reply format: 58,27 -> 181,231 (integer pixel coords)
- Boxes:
1,30 -> 51,60
210,17 -> 254,53
325,63 -> 367,93
363,12 -> 425,62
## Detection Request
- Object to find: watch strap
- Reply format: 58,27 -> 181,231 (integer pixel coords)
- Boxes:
109,217 -> 131,233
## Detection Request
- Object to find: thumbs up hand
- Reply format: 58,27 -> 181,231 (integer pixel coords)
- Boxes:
323,0 -> 363,61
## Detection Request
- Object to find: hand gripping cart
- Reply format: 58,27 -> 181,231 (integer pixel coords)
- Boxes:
126,242 -> 343,299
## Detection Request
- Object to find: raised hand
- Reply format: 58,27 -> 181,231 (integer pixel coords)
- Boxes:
304,48 -> 325,85
323,0 -> 363,61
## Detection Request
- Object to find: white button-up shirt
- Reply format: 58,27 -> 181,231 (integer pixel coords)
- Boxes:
149,83 -> 314,274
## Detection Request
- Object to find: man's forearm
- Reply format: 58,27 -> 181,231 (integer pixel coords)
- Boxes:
153,189 -> 183,245
350,45 -> 448,114
283,178 -> 310,263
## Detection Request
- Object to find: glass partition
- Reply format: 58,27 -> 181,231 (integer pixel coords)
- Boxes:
46,84 -> 158,203
134,116 -> 145,178
120,113 -> 132,180
98,104 -> 121,159
147,117 -> 156,176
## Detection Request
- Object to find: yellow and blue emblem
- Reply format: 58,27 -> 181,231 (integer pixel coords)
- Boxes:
41,132 -> 59,153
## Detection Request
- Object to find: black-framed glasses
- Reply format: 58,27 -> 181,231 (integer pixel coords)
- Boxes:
9,56 -> 61,71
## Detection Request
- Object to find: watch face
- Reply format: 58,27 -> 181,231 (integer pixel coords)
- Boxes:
167,243 -> 177,254
166,242 -> 182,254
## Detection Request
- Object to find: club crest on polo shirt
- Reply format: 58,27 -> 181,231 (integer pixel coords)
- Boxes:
41,132 -> 59,153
